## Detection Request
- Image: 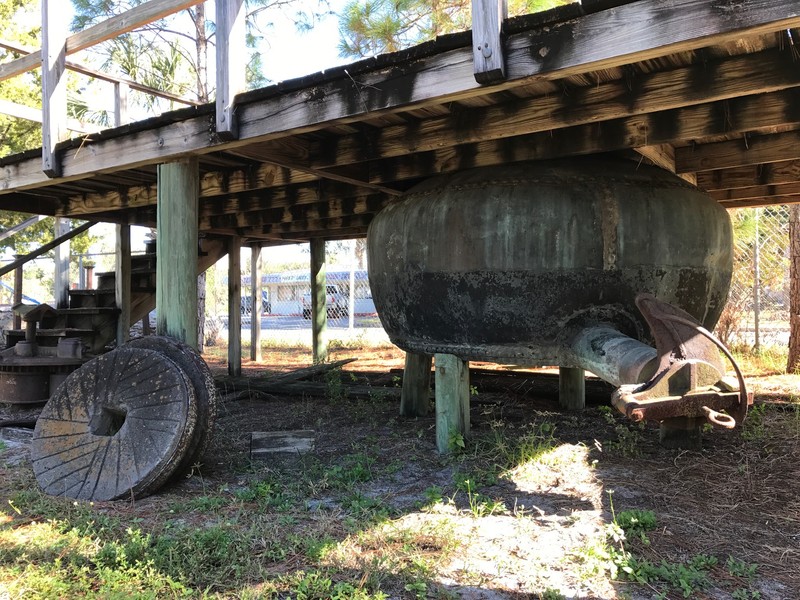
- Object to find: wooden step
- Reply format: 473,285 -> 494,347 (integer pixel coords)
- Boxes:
68,289 -> 116,309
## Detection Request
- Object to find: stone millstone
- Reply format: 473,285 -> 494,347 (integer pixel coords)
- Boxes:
31,346 -> 197,501
127,336 -> 217,473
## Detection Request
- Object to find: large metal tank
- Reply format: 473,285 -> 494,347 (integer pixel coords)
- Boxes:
367,158 -> 733,367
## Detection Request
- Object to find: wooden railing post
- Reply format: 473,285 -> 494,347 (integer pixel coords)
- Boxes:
41,0 -> 67,177
471,0 -> 508,84
216,0 -> 245,139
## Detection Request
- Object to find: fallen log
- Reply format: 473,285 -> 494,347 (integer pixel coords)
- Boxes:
218,358 -> 357,388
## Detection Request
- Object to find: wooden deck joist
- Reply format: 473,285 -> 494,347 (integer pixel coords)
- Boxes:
1,0 -> 800,245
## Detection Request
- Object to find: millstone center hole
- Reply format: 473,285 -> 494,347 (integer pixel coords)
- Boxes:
90,406 -> 127,437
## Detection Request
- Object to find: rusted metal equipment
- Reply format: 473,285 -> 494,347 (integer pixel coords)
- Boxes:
0,304 -> 85,405
367,158 -> 747,438
30,339 -> 217,501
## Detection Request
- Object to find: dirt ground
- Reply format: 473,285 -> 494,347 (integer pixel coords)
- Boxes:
1,345 -> 799,599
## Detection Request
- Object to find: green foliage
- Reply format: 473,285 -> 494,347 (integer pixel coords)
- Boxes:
615,509 -> 657,542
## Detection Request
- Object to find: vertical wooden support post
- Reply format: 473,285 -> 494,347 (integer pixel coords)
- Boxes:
400,352 -> 432,417
471,0 -> 508,84
53,217 -> 70,308
228,236 -> 242,376
156,158 -> 199,347
114,81 -> 129,126
434,353 -> 470,453
115,224 -> 131,346
13,258 -> 22,330
41,0 -> 67,177
559,366 -> 585,411
310,238 -> 328,364
215,0 -> 245,139
250,245 -> 262,362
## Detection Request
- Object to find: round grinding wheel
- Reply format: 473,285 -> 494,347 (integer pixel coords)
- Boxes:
127,336 -> 217,472
31,346 -> 197,501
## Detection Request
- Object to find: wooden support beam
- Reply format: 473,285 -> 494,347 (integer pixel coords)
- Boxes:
250,245 -> 262,362
719,194 -> 800,209
471,0 -> 507,84
228,235 -> 242,376
310,237 -> 327,364
115,223 -> 131,345
635,144 -> 697,185
676,130 -> 800,174
13,260 -> 22,330
215,0 -> 245,139
5,1 -> 800,194
709,182 -> 800,203
558,367 -> 585,411
53,217 -> 70,308
434,354 -> 470,454
41,0 -> 67,178
696,160 -> 800,191
400,352 -> 432,417
156,157 -> 199,348
0,0 -> 205,82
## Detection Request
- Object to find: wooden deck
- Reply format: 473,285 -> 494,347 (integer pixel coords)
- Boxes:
1,0 -> 800,244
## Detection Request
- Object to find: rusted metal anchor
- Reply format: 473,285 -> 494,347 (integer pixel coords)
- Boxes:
611,294 -> 751,433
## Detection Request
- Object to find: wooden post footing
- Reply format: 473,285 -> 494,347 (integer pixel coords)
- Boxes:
434,353 -> 470,453
400,352 -> 432,417
559,366 -> 585,411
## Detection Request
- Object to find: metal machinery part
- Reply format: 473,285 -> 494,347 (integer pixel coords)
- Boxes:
610,294 -> 750,436
368,158 -> 748,436
31,345 -> 199,501
0,305 -> 85,405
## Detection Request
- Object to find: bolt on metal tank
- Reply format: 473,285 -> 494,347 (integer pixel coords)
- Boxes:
367,158 -> 749,440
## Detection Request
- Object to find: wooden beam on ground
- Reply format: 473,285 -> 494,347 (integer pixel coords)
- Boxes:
41,0 -> 67,178
215,0 -> 245,139
115,224 -> 131,345
53,217 -> 69,308
228,235 -> 242,376
156,157 -> 199,348
676,130 -> 800,174
0,0 -> 205,82
471,0 -> 507,84
310,237 -> 327,364
434,353 -> 470,454
250,245 -> 262,362
400,352 -> 432,417
5,0 -> 800,193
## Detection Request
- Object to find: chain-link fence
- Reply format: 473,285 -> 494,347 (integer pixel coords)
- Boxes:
717,206 -> 791,349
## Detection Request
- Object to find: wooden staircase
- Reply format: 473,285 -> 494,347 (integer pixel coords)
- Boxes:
4,238 -> 227,356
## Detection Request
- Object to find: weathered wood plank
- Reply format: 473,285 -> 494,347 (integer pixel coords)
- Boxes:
435,353 -> 470,454
156,158 -> 199,347
0,0 -> 205,82
472,0 -> 507,83
41,0 -> 67,178
709,182 -> 800,203
250,430 -> 315,457
215,0 -> 246,139
314,49 -> 800,169
676,130 -> 800,173
719,194 -> 800,209
696,160 -> 800,191
4,0 -> 799,194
